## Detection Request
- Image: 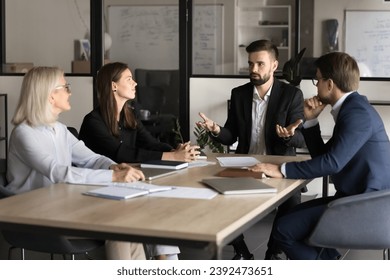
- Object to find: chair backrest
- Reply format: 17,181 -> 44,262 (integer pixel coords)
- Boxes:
67,126 -> 79,138
134,69 -> 179,116
0,158 -> 13,198
308,189 -> 390,250
136,86 -> 166,115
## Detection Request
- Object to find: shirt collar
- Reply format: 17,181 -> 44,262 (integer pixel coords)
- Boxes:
253,84 -> 272,102
330,91 -> 354,121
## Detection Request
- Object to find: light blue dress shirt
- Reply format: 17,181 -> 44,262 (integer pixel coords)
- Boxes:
6,121 -> 116,194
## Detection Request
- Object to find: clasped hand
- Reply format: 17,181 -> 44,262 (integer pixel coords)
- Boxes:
173,141 -> 200,162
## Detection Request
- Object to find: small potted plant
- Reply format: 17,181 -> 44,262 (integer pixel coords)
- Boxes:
193,125 -> 225,153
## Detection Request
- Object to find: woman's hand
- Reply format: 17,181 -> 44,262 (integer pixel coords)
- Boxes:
162,142 -> 200,162
111,163 -> 145,182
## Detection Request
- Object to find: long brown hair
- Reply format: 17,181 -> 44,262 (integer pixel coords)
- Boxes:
96,62 -> 137,137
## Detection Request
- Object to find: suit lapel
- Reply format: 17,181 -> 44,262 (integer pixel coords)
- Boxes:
264,80 -> 281,136
243,83 -> 253,144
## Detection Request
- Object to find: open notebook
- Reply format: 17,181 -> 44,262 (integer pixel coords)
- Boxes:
202,177 -> 276,195
83,182 -> 173,200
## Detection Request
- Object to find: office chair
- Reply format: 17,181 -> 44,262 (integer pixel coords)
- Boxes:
136,86 -> 166,116
134,68 -> 180,116
0,160 -> 104,260
67,126 -> 79,138
308,189 -> 390,260
282,48 -> 306,86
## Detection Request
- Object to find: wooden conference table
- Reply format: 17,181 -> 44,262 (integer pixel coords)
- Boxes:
0,154 -> 309,259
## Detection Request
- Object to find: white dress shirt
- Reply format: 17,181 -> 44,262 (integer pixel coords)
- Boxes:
6,121 -> 116,194
280,92 -> 354,177
248,85 -> 272,155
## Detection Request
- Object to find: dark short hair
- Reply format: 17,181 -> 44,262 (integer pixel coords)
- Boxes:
315,52 -> 360,92
245,39 -> 279,60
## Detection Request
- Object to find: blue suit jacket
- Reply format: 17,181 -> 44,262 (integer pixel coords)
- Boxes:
213,79 -> 305,156
286,92 -> 390,195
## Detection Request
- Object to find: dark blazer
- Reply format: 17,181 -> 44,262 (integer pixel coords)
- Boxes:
213,79 -> 305,155
79,106 -> 173,163
286,92 -> 390,195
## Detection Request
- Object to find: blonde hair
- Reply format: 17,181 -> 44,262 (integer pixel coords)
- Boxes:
12,66 -> 64,126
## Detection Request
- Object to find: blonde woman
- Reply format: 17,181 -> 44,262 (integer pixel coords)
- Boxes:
6,66 -> 145,259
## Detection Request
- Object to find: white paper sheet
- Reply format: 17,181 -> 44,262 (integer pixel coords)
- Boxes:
149,186 -> 218,200
216,156 -> 260,168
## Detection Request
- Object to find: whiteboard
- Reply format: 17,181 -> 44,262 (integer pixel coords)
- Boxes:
108,5 -> 223,74
192,5 -> 224,74
345,10 -> 390,77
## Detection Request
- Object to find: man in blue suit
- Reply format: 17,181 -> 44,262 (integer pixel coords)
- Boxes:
250,52 -> 390,259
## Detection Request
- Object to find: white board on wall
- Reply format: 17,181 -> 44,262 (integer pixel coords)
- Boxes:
345,10 -> 390,77
107,5 -> 223,74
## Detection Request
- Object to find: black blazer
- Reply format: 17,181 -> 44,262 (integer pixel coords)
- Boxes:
79,106 -> 173,163
213,79 -> 305,155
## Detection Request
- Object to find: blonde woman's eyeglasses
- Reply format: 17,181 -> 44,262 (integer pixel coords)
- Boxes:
54,83 -> 71,94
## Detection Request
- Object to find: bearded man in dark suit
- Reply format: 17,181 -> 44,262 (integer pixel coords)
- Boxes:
197,39 -> 305,260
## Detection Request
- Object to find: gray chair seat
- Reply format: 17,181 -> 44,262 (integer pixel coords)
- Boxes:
308,189 -> 390,259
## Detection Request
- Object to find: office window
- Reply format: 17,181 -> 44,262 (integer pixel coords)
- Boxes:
192,0 -> 303,76
4,0 -> 90,74
103,0 -> 181,141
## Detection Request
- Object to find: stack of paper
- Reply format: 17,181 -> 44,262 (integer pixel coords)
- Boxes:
216,156 -> 260,168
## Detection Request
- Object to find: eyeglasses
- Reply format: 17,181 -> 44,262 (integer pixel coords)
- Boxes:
312,78 -> 327,86
54,83 -> 71,94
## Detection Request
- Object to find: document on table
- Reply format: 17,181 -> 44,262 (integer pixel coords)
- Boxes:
216,156 -> 260,168
83,181 -> 173,200
149,186 -> 218,200
188,160 -> 216,168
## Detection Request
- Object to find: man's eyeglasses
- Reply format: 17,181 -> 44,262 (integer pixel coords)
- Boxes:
54,83 -> 71,94
312,78 -> 327,86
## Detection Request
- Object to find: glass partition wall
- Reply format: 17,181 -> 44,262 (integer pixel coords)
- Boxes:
3,0 -> 390,77
3,0 -> 91,74
191,0 -> 313,77
2,0 -> 390,140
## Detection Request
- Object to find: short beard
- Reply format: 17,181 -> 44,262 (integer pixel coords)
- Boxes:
249,73 -> 270,86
